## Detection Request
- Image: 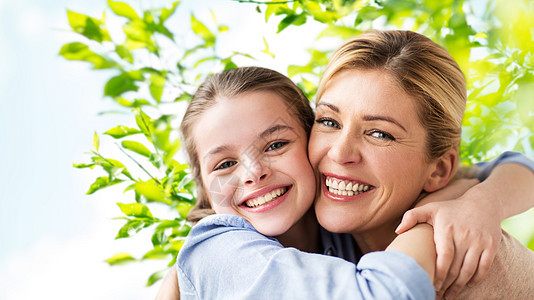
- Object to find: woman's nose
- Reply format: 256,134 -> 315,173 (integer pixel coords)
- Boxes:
327,133 -> 362,165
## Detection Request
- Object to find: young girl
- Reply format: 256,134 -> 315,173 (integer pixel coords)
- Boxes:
156,66 -> 534,299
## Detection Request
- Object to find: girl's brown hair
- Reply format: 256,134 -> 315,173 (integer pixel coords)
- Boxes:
318,30 -> 466,160
181,66 -> 314,224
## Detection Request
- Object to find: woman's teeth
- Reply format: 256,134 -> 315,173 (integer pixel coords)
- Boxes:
245,187 -> 287,208
325,177 -> 373,196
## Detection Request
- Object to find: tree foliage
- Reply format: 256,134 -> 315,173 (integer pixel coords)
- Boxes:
60,0 -> 534,286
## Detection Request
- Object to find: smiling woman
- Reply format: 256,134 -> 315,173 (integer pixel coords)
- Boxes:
309,29 -> 534,299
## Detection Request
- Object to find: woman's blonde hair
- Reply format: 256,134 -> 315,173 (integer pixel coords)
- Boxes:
181,66 -> 314,224
318,30 -> 466,160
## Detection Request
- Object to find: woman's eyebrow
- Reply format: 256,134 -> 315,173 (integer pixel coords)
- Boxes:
363,115 -> 407,132
316,101 -> 339,112
259,124 -> 293,140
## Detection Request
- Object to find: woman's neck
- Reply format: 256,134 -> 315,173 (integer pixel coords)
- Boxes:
351,217 -> 402,254
275,208 -> 321,253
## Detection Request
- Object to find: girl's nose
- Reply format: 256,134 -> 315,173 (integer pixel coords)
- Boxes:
243,157 -> 271,185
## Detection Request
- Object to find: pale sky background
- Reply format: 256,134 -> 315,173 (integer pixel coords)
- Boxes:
1,1 -> 533,299
0,0 -> 323,298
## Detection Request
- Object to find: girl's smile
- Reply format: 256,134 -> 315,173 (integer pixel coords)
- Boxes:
193,90 -> 316,237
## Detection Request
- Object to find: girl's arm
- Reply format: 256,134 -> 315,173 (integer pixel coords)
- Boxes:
387,223 -> 436,281
396,152 -> 534,299
177,214 -> 435,299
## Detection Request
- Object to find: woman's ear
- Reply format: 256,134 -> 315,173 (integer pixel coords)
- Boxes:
423,148 -> 458,192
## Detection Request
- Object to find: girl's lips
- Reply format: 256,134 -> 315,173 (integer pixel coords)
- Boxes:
239,185 -> 292,213
321,174 -> 375,202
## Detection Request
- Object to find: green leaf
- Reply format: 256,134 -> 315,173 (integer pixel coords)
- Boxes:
104,126 -> 141,139
528,233 -> 534,251
66,10 -> 111,42
108,0 -> 139,20
105,252 -> 136,265
87,176 -> 123,194
190,13 -> 215,46
58,42 -> 116,69
149,73 -> 166,102
277,13 -> 307,33
135,179 -> 166,203
116,219 -> 152,239
146,269 -> 166,286
115,45 -> 133,63
104,73 -> 140,97
174,93 -> 193,102
151,230 -> 169,247
121,140 -> 151,157
113,97 -> 151,108
160,1 -> 181,22
177,202 -> 193,219
261,37 -> 275,58
134,108 -> 153,137
93,132 -> 100,151
72,163 -> 95,169
117,202 -> 153,218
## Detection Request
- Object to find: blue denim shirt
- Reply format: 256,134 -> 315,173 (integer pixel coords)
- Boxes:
177,214 -> 434,299
474,151 -> 534,181
176,151 -> 534,299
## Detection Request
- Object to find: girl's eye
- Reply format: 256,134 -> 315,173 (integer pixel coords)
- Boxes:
266,141 -> 288,152
368,130 -> 396,141
215,161 -> 237,170
316,118 -> 340,129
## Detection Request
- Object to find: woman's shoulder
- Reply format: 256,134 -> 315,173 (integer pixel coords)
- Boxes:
457,230 -> 534,299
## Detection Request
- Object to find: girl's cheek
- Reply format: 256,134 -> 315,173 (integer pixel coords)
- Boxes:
206,174 -> 243,208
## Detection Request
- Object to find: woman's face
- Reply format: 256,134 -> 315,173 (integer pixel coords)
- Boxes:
194,90 -> 316,237
309,69 -> 436,235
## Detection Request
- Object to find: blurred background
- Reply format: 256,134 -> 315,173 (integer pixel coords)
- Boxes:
0,0 -> 532,299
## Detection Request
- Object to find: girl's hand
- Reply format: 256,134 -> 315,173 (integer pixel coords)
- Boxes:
396,179 -> 501,299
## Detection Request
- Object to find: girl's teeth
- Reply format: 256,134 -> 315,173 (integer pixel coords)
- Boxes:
245,188 -> 286,208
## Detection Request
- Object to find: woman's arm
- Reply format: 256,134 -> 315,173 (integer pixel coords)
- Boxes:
397,153 -> 534,299
155,266 -> 179,300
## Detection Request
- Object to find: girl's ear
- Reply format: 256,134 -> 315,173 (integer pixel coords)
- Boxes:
423,148 -> 458,192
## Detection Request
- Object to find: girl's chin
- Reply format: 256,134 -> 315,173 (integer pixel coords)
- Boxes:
255,221 -> 292,237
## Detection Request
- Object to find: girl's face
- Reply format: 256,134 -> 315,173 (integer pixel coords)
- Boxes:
309,69 -> 436,236
194,90 -> 316,237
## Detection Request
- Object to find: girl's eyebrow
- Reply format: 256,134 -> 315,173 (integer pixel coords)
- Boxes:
205,145 -> 232,158
259,124 -> 293,140
204,124 -> 293,159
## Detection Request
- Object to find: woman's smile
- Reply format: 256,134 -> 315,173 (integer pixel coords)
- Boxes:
322,174 -> 375,200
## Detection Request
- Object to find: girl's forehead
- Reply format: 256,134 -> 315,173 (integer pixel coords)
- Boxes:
194,91 -> 306,156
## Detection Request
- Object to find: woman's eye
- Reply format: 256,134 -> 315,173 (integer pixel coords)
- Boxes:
316,118 -> 340,129
215,161 -> 237,170
369,130 -> 396,141
266,141 -> 288,152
